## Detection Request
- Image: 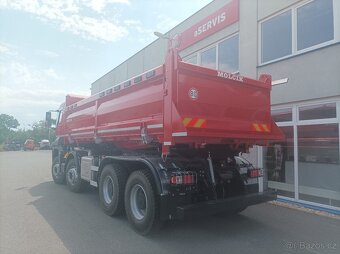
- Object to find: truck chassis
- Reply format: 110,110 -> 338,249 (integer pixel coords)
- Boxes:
51,142 -> 276,235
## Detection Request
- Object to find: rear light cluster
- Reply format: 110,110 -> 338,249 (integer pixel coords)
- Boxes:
248,168 -> 263,178
170,171 -> 197,185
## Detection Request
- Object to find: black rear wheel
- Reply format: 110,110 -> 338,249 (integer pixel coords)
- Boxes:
52,157 -> 65,184
65,158 -> 84,192
99,164 -> 127,216
125,170 -> 162,235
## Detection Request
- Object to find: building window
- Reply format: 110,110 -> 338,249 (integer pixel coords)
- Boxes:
269,100 -> 340,208
183,54 -> 197,65
299,103 -> 337,120
261,10 -> 292,63
298,124 -> 339,165
218,34 -> 239,73
297,0 -> 334,51
298,123 -> 339,206
186,34 -> 240,72
272,108 -> 293,122
201,46 -> 216,69
265,126 -> 295,198
260,0 -> 336,64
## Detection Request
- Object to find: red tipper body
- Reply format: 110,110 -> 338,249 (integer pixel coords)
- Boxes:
56,48 -> 284,154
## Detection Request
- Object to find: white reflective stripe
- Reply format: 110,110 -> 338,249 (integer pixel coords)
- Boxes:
272,78 -> 288,86
71,131 -> 94,136
164,142 -> 172,145
147,124 -> 163,129
98,126 -> 140,134
172,132 -> 187,137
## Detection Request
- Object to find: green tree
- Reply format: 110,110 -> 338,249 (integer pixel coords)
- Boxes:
0,114 -> 56,145
0,114 -> 20,129
0,114 -> 20,143
30,120 -> 55,142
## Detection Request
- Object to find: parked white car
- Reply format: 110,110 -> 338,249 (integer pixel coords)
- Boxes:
39,140 -> 50,150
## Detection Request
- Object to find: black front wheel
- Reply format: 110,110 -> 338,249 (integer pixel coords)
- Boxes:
124,170 -> 162,235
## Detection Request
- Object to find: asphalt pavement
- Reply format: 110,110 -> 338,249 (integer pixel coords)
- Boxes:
0,150 -> 339,254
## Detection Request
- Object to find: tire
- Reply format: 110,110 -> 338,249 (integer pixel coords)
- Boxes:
65,158 -> 84,192
52,157 -> 65,184
125,170 -> 162,235
99,164 -> 127,216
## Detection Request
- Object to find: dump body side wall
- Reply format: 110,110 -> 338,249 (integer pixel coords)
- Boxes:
56,57 -> 283,148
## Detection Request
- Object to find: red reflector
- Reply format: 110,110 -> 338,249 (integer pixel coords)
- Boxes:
170,175 -> 177,184
249,169 -> 261,178
170,172 -> 196,185
183,175 -> 188,184
187,174 -> 193,184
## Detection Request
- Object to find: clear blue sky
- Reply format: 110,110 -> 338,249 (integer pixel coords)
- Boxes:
0,0 -> 211,128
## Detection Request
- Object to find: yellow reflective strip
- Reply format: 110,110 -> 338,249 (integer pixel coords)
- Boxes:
182,118 -> 192,127
253,123 -> 262,132
194,119 -> 206,128
262,124 -> 270,132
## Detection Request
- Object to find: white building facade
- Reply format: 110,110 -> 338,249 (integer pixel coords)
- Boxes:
91,0 -> 340,209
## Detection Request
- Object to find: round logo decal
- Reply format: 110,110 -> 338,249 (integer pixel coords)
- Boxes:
188,88 -> 198,100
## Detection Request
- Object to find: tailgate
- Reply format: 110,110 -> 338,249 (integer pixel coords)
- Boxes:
172,62 -> 284,143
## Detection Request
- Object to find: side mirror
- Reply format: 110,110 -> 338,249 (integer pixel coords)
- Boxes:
45,111 -> 58,129
45,112 -> 52,128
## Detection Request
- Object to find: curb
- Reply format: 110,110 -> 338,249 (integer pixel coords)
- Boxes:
269,200 -> 340,220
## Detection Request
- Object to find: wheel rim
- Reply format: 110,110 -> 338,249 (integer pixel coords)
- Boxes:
67,167 -> 78,185
52,163 -> 61,177
103,176 -> 114,204
130,184 -> 147,220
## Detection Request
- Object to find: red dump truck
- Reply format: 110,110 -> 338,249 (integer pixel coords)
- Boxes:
46,45 -> 284,235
